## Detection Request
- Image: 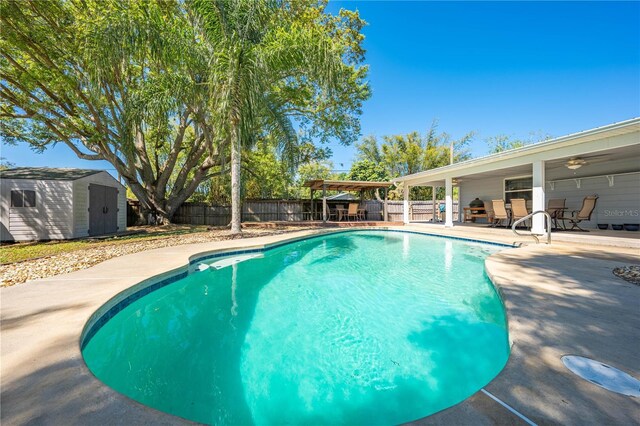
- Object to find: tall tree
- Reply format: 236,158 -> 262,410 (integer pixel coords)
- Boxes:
351,121 -> 474,199
191,0 -> 369,233
0,0 -> 224,223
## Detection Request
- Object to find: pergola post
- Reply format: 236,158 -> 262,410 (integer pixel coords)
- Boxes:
322,184 -> 327,223
311,189 -> 315,221
432,186 -> 437,223
383,188 -> 388,222
532,160 -> 546,234
445,177 -> 453,227
403,185 -> 410,224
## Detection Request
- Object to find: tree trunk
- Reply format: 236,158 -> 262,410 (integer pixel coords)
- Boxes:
230,136 -> 242,234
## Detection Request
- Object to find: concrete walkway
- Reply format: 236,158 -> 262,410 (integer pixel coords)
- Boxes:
1,227 -> 639,425
407,222 -> 640,249
415,243 -> 640,425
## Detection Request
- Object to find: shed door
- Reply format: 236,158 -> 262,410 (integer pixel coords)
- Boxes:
104,186 -> 118,234
89,184 -> 119,236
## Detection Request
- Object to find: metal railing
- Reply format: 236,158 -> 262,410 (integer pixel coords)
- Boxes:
512,210 -> 552,244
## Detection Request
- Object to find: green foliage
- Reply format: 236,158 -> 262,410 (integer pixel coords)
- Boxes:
0,157 -> 15,170
485,131 -> 552,154
1,0 -> 369,226
0,0 -> 221,222
244,141 -> 294,199
191,0 -> 370,231
348,160 -> 389,182
351,121 -> 474,199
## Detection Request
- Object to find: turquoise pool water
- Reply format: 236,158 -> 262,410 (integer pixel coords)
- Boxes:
82,231 -> 510,425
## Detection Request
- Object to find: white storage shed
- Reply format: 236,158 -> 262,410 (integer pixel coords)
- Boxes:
1,168 -> 127,242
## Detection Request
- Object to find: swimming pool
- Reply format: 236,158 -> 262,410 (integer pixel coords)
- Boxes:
82,230 -> 510,425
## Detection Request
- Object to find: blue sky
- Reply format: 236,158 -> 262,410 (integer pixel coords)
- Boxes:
2,1 -> 639,175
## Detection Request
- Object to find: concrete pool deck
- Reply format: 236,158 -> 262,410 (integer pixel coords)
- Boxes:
1,227 -> 638,425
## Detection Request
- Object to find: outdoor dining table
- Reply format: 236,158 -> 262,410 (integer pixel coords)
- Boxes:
333,207 -> 366,221
335,207 -> 347,221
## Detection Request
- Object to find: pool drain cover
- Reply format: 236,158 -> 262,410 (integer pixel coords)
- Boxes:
561,355 -> 640,397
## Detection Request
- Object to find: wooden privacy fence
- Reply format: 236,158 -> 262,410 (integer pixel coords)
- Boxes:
166,199 -> 460,225
172,203 -> 232,226
384,200 -> 460,222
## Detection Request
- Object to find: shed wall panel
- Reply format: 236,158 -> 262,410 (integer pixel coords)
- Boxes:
1,179 -> 74,241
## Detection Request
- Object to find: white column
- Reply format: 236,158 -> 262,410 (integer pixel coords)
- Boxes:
456,184 -> 461,223
532,160 -> 546,234
403,185 -> 410,224
445,177 -> 454,227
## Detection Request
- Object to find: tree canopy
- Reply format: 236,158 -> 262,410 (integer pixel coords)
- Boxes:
350,121 -> 473,199
191,0 -> 369,232
484,131 -> 551,154
1,0 -> 218,222
1,0 -> 370,226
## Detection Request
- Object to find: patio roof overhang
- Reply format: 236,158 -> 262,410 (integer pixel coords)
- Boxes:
393,117 -> 640,231
394,117 -> 640,187
303,179 -> 393,191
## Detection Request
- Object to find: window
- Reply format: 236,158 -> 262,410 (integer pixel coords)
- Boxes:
504,176 -> 532,204
10,190 -> 36,207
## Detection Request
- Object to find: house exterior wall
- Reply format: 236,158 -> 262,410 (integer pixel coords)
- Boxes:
546,158 -> 640,229
458,156 -> 640,229
73,172 -> 126,238
459,176 -> 504,220
0,178 -> 74,241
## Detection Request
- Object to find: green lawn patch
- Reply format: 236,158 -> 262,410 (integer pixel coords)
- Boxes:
0,225 -> 211,264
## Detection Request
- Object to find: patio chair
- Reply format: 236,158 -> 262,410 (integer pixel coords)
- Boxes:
484,200 -> 495,224
347,203 -> 359,221
546,198 -> 566,230
327,204 -> 341,221
510,198 -> 529,228
357,204 -> 366,221
558,195 -> 599,231
491,199 -> 510,227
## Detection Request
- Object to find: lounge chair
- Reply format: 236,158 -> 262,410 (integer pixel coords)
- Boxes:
546,198 -> 566,230
347,203 -> 359,221
484,200 -> 495,224
510,198 -> 529,228
559,195 -> 599,231
491,199 -> 510,227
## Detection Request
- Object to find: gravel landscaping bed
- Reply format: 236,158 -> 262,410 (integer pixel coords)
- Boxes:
0,226 -> 318,287
613,265 -> 640,285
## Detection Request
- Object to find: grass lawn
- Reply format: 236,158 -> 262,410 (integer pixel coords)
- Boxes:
0,225 -> 211,264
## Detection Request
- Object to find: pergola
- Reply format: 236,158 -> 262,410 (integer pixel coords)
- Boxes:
303,179 -> 393,222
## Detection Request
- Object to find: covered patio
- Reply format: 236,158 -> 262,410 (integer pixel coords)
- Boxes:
303,179 -> 394,223
395,118 -> 640,241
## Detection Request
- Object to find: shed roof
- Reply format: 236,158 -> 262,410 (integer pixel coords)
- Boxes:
303,179 -> 393,191
0,167 -> 104,181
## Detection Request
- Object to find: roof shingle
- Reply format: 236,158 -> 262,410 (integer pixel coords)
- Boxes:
0,167 -> 103,181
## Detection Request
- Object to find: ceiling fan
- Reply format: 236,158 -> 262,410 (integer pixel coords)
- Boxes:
565,158 -> 587,170
564,153 -> 610,170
